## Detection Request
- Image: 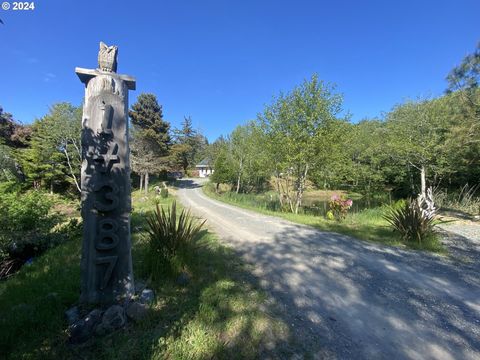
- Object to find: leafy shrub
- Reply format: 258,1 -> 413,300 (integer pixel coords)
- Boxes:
328,194 -> 353,221
383,198 -> 436,244
145,201 -> 205,280
0,180 -> 22,194
0,191 -> 59,261
160,188 -> 169,198
54,218 -> 82,238
326,210 -> 335,220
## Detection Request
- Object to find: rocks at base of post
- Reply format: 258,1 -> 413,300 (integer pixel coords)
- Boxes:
68,309 -> 103,344
95,305 -> 126,336
125,302 -> 149,323
66,285 -> 155,344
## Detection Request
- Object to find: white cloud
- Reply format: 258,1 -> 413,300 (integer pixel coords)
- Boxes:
43,72 -> 56,82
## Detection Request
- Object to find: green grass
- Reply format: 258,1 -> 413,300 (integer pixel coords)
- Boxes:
0,189 -> 292,359
203,183 -> 445,253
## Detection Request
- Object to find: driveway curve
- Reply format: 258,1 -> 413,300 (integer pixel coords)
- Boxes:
177,179 -> 480,360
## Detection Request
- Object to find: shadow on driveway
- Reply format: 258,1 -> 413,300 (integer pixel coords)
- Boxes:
178,181 -> 480,359
229,224 -> 480,359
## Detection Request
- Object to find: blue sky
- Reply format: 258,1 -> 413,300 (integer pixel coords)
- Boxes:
0,0 -> 478,141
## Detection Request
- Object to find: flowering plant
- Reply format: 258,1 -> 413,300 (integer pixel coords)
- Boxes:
327,194 -> 353,221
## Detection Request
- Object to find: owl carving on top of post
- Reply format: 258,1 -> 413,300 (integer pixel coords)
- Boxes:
98,41 -> 118,73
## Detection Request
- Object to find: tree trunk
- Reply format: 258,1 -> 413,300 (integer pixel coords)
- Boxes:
50,182 -> 54,194
294,164 -> 309,214
216,182 -> 220,194
236,174 -> 241,193
236,158 -> 243,194
285,174 -> 295,213
420,165 -> 426,199
139,173 -> 144,192
63,148 -> 81,193
274,168 -> 284,209
70,138 -> 82,164
409,165 -> 415,194
144,172 -> 149,195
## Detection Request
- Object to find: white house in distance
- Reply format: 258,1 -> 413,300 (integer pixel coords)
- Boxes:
195,158 -> 214,178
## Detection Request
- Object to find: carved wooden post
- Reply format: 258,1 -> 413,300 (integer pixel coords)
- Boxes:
76,42 -> 135,304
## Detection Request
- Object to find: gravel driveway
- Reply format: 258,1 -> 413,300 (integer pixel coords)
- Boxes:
177,179 -> 480,360
438,223 -> 480,267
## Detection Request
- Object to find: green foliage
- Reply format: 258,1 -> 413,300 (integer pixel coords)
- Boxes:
0,191 -> 52,231
326,210 -> 335,220
18,103 -> 82,192
0,236 -> 81,358
447,42 -> 480,94
439,90 -> 480,189
0,106 -> 31,185
0,143 -> 17,181
0,106 -> 17,146
129,93 -> 171,180
333,119 -> 392,192
230,122 -> 271,192
385,97 -> 451,195
383,198 -> 436,244
129,93 -> 170,152
206,51 -> 480,206
160,187 -> 169,198
258,73 -> 347,213
0,190 -> 58,260
210,144 -> 236,186
171,116 -> 207,172
145,201 -> 206,280
206,125 -> 271,193
0,192 -> 289,359
129,94 -> 168,133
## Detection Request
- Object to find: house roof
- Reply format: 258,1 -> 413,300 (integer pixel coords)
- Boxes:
196,158 -> 211,167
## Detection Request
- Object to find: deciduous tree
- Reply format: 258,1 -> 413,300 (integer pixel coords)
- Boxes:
20,103 -> 81,192
259,74 -> 347,213
385,98 -> 450,198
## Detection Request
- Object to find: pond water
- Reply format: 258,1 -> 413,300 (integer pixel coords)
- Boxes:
228,190 -> 392,217
300,196 -> 390,217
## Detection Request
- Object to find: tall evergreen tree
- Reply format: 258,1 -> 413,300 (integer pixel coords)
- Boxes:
129,93 -> 171,193
0,107 -> 16,146
171,116 -> 206,172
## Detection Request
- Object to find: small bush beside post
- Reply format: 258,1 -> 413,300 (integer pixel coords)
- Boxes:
145,201 -> 205,281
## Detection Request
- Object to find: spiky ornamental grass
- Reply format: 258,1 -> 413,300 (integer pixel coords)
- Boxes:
145,201 -> 206,280
383,198 -> 436,244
